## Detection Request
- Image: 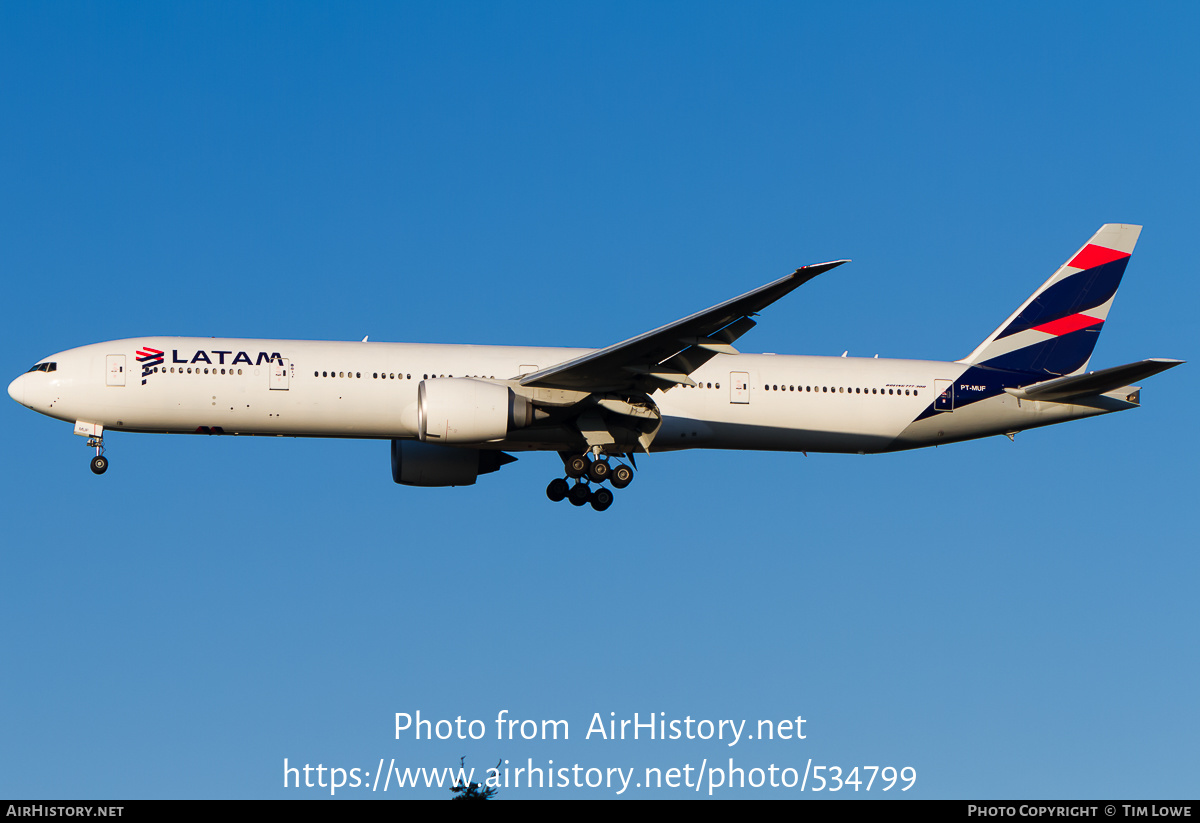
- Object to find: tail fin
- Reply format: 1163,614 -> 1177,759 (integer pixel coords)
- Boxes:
960,224 -> 1141,377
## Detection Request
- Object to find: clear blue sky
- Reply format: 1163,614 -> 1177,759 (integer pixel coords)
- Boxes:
2,2 -> 1196,799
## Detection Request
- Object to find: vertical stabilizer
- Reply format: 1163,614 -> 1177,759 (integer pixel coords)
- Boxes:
959,224 -> 1141,377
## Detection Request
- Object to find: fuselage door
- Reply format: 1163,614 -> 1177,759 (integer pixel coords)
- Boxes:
730,371 -> 750,404
270,358 -> 290,390
934,379 -> 954,412
106,355 -> 126,387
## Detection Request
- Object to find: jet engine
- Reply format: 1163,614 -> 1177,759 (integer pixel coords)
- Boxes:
417,378 -> 532,444
391,439 -> 516,487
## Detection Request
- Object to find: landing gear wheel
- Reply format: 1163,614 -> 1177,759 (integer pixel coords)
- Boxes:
590,487 -> 614,512
90,455 -> 109,475
566,455 -> 589,479
587,458 -> 610,484
546,478 -> 569,502
610,464 -> 633,489
567,482 -> 590,507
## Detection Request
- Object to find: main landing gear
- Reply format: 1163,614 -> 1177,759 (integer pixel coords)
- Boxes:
545,452 -> 634,512
88,436 -> 108,475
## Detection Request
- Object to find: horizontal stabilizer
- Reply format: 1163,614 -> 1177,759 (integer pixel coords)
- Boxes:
1006,358 -> 1184,402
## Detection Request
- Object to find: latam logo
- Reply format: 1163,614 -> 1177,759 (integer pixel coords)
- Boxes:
171,349 -> 283,366
136,347 -> 165,366
137,347 -> 285,385
137,347 -> 165,385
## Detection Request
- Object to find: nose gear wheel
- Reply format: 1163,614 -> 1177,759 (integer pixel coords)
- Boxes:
87,436 -> 108,475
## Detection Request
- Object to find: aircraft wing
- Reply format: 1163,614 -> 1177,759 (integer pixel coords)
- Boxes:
519,260 -> 849,393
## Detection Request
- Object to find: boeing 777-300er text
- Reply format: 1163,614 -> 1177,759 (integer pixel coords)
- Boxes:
8,224 -> 1182,511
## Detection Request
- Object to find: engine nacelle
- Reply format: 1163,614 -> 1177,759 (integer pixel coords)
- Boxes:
417,378 -> 532,444
391,440 -> 515,487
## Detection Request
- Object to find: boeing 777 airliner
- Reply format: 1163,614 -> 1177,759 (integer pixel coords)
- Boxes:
8,224 -> 1182,511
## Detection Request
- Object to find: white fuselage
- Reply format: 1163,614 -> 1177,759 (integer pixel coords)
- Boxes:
9,337 -> 1131,456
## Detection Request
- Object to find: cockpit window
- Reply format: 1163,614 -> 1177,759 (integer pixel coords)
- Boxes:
26,362 -> 56,373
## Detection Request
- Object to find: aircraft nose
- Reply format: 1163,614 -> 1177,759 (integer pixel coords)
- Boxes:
8,373 -> 25,406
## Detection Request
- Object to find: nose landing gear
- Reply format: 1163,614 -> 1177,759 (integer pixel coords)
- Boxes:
88,436 -> 108,475
546,452 -> 633,511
